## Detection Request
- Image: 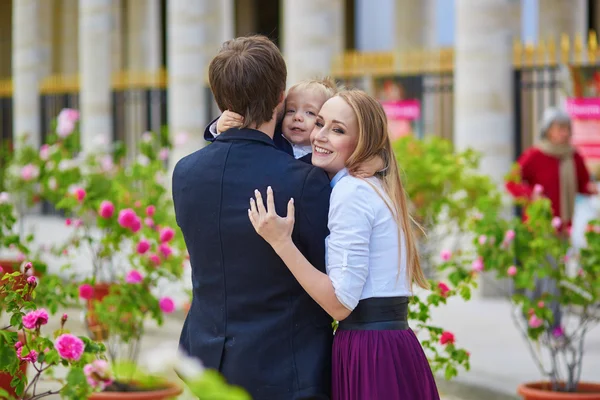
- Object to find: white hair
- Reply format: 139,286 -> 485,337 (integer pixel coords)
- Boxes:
539,107 -> 571,138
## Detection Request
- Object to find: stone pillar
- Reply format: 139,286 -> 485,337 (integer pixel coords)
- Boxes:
126,0 -> 162,71
79,0 -> 113,153
38,0 -> 55,78
112,0 -> 124,72
538,0 -> 588,43
455,0 -> 520,298
394,0 -> 437,50
283,0 -> 344,86
56,0 -> 79,75
12,0 -> 41,148
167,0 -> 233,169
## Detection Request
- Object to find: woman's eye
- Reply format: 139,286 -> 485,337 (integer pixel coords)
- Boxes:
315,121 -> 324,128
334,128 -> 344,134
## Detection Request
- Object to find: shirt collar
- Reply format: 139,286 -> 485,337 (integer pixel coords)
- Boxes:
330,168 -> 348,188
291,144 -> 312,159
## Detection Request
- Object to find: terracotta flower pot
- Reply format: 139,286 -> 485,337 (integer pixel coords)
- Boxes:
518,381 -> 600,399
88,381 -> 183,400
0,331 -> 28,398
85,283 -> 113,341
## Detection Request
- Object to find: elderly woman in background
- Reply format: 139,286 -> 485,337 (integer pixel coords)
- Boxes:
506,107 -> 597,335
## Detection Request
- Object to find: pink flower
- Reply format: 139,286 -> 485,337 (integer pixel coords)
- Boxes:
137,239 -> 150,254
149,253 -> 161,266
55,334 -> 85,361
440,331 -> 455,345
0,192 -> 9,204
39,144 -> 50,161
84,360 -> 113,390
79,284 -> 94,300
14,342 -> 23,350
74,188 -> 86,202
134,201 -> 142,208
438,282 -> 450,298
57,119 -> 75,137
0,266 -> 3,274
159,227 -> 175,243
471,258 -> 484,272
552,326 -> 565,338
16,252 -> 26,263
99,201 -> 115,219
118,208 -> 137,229
16,347 -> 38,363
159,297 -> 175,313
131,217 -> 142,233
146,205 -> 156,217
528,315 -> 543,329
100,155 -> 114,172
478,235 -> 487,245
22,309 -> 49,330
505,230 -> 516,243
159,148 -> 169,161
126,270 -> 143,284
507,265 -> 517,276
65,218 -> 72,226
538,301 -> 545,308
159,243 -> 173,258
20,164 -> 39,181
27,276 -> 37,286
145,217 -> 154,227
440,250 -> 452,262
533,184 -> 544,196
73,219 -> 83,228
58,108 -> 80,123
552,217 -> 562,230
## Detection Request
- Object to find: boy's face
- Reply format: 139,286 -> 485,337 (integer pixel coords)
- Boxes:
282,89 -> 328,146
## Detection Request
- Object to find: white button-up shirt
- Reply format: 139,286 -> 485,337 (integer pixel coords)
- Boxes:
326,169 -> 412,311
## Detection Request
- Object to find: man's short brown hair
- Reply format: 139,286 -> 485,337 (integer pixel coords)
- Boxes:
209,35 -> 287,129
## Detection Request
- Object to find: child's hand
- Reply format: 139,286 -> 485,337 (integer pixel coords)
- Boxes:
352,156 -> 386,178
217,110 -> 244,133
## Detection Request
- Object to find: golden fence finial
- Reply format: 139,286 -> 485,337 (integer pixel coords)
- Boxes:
513,38 -> 523,67
574,33 -> 584,63
547,37 -> 557,65
0,79 -> 12,97
524,42 -> 535,67
560,33 -> 571,64
588,30 -> 598,63
536,40 -> 547,66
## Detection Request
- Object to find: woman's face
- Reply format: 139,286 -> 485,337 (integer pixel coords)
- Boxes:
310,97 -> 359,178
547,122 -> 571,145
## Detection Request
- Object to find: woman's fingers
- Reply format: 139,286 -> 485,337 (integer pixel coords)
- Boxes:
286,198 -> 295,221
250,197 -> 258,215
254,189 -> 267,215
266,186 -> 276,214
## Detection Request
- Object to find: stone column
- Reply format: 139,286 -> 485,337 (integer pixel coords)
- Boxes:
12,0 -> 41,148
394,0 -> 437,50
283,0 -> 344,86
167,0 -> 233,169
56,0 -> 79,75
79,0 -> 113,153
455,0 -> 520,298
38,0 -> 55,77
538,0 -> 588,43
126,0 -> 162,71
112,0 -> 123,72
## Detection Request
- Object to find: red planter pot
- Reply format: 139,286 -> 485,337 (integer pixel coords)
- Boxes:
0,331 -> 28,398
88,381 -> 183,400
85,283 -> 112,341
518,381 -> 600,400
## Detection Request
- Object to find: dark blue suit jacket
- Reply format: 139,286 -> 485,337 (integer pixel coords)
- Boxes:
203,117 -> 313,164
173,128 -> 332,399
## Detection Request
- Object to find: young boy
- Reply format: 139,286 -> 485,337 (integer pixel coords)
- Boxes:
204,77 -> 339,164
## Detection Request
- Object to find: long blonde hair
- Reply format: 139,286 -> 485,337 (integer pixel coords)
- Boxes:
337,90 -> 429,290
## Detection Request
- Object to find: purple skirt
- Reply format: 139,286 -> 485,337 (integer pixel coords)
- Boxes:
332,328 -> 440,400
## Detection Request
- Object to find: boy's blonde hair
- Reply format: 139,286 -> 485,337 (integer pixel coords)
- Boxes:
287,77 -> 341,101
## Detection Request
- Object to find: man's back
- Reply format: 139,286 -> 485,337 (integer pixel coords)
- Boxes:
173,128 -> 333,400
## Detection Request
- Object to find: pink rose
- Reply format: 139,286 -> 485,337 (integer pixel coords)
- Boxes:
137,239 -> 150,254
55,334 -> 85,361
20,164 -> 39,181
538,301 -> 545,308
440,331 -> 455,345
118,208 -> 137,229
146,205 -> 156,217
57,119 -> 75,137
58,108 -> 80,123
0,192 -> 9,204
145,218 -> 154,228
99,201 -> 115,219
505,230 -> 516,242
0,266 -> 3,274
79,284 -> 94,300
478,235 -> 487,245
528,315 -> 543,329
471,258 -> 484,272
27,276 -> 37,286
552,217 -> 562,230
65,218 -> 72,226
438,282 -> 450,298
73,219 -> 83,228
100,155 -> 114,172
16,252 -> 26,263
507,265 -> 517,276
159,227 -> 175,243
159,148 -> 169,161
159,243 -> 173,258
39,144 -> 50,161
22,309 -> 49,330
149,253 -> 161,266
17,347 -> 38,363
125,270 -> 143,284
74,188 -> 86,202
84,359 -> 113,390
159,297 -> 175,313
552,326 -> 564,338
440,250 -> 452,262
533,184 -> 544,196
131,217 -> 142,233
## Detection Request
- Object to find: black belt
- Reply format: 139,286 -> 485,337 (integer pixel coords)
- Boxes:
337,296 -> 410,331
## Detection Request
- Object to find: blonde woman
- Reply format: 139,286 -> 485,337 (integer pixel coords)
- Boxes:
249,90 -> 439,399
